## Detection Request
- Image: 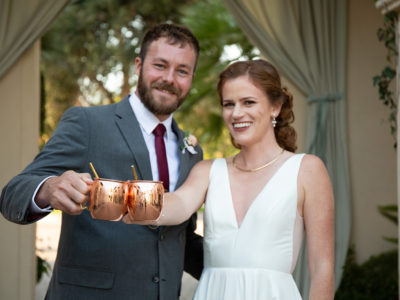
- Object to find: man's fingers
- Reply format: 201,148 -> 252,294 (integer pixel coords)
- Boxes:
63,202 -> 84,215
49,190 -> 83,215
68,185 -> 88,205
79,172 -> 94,184
45,170 -> 92,214
71,176 -> 91,199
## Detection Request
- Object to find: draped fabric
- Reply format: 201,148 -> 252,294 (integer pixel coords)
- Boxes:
0,0 -> 70,78
222,0 -> 351,298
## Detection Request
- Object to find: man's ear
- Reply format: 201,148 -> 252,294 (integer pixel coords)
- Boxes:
134,57 -> 142,76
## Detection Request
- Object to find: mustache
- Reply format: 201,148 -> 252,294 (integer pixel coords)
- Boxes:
151,82 -> 180,96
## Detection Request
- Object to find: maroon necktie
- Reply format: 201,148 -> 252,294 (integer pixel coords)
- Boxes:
153,124 -> 169,191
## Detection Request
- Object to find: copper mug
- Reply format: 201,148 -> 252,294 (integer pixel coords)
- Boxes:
89,178 -> 164,222
89,178 -> 128,221
122,180 -> 164,224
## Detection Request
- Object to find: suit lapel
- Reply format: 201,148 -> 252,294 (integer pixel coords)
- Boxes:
172,120 -> 190,188
114,96 -> 152,180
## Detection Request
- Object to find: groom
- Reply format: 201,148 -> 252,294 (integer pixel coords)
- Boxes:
0,23 -> 203,299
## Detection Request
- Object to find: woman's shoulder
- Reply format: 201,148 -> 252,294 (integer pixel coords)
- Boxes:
298,154 -> 330,184
192,159 -> 217,172
299,154 -> 326,169
192,158 -> 230,175
184,159 -> 218,187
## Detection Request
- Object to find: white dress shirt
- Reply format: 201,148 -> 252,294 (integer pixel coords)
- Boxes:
129,93 -> 180,192
30,93 -> 181,213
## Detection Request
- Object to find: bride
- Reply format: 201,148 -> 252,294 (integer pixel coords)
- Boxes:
134,59 -> 334,300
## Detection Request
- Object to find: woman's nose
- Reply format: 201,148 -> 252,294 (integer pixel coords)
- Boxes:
232,104 -> 243,118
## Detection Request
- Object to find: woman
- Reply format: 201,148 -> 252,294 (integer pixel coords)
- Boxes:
138,59 -> 334,299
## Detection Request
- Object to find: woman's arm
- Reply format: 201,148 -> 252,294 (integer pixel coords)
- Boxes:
136,159 -> 213,226
300,155 -> 335,300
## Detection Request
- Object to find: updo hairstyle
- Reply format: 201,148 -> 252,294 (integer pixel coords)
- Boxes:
217,59 -> 297,152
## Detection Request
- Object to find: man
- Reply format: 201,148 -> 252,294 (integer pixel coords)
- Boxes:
0,23 -> 203,299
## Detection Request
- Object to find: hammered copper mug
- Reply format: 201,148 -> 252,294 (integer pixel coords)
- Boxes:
88,178 -> 164,223
89,178 -> 128,221
122,180 -> 164,224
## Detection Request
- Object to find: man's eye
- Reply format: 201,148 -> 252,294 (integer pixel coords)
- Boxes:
178,69 -> 189,75
244,100 -> 255,105
154,64 -> 165,69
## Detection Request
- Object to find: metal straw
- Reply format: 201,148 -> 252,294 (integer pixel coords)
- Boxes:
89,162 -> 99,178
131,165 -> 138,180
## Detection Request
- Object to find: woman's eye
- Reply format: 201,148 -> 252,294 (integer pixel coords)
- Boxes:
244,100 -> 255,105
222,102 -> 234,107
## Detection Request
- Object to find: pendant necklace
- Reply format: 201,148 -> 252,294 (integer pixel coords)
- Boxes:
233,148 -> 285,172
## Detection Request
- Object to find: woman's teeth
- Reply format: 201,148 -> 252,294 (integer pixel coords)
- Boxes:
233,122 -> 252,128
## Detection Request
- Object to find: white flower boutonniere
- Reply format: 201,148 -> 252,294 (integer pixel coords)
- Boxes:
181,132 -> 198,154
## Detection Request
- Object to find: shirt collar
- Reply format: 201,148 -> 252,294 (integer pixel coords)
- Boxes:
129,93 -> 173,138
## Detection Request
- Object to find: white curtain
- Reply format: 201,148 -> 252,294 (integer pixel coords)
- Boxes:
0,0 -> 70,78
223,0 -> 351,298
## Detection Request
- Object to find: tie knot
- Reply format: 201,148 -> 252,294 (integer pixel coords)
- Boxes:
153,124 -> 166,137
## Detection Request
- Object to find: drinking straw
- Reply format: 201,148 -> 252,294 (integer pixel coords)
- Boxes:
89,162 -> 99,178
131,165 -> 138,180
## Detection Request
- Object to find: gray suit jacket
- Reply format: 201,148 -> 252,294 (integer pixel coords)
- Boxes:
0,96 -> 203,300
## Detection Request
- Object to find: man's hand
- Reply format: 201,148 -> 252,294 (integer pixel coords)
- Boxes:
35,171 -> 93,215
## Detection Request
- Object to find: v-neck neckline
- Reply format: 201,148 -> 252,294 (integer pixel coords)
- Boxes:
224,154 -> 296,229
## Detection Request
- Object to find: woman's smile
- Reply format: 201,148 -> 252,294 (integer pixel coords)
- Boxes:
222,76 -> 279,146
233,122 -> 253,131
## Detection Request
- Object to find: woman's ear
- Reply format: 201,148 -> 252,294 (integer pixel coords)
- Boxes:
273,103 -> 283,117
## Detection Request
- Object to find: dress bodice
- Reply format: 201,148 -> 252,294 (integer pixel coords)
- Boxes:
203,154 -> 304,273
194,154 -> 305,300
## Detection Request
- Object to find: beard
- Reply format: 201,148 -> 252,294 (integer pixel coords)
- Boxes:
137,69 -> 187,116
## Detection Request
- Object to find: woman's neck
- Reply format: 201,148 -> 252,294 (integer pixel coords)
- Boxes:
236,140 -> 283,169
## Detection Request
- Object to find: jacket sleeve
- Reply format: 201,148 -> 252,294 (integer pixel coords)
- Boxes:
183,212 -> 204,280
0,106 -> 89,224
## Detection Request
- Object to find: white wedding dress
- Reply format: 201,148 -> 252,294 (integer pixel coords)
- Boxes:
193,154 -> 305,300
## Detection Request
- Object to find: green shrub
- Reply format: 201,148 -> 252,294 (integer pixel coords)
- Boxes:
335,247 -> 398,300
37,255 -> 51,283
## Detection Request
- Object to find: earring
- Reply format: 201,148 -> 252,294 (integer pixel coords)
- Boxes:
272,115 -> 277,128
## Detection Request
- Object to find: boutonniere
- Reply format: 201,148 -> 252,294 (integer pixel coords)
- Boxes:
180,132 -> 198,154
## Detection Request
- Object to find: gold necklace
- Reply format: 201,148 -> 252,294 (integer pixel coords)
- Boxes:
233,149 -> 285,172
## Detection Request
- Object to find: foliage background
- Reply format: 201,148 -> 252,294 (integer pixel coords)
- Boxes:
334,247 -> 398,299
40,0 -> 258,158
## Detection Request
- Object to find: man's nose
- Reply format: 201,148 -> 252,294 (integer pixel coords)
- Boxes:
162,69 -> 175,83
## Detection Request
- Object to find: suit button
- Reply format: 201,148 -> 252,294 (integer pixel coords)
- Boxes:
152,276 -> 160,283
160,234 -> 165,241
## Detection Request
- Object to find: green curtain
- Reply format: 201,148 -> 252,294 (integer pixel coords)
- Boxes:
0,0 -> 70,78
223,0 -> 351,298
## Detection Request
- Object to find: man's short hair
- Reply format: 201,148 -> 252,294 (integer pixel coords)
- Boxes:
139,23 -> 200,70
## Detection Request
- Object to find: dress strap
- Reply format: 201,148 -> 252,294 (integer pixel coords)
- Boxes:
208,158 -> 225,180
